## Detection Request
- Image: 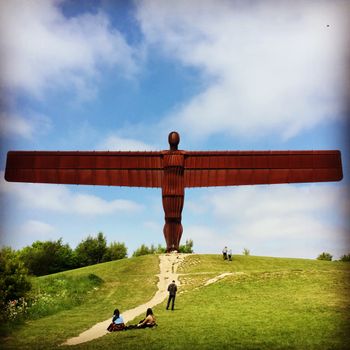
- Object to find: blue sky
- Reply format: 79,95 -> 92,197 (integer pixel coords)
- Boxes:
0,0 -> 349,258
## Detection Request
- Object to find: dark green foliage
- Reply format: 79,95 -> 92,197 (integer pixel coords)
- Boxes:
102,241 -> 128,261
317,252 -> 333,261
0,247 -> 31,304
132,241 -> 193,256
339,253 -> 350,262
132,243 -> 167,256
19,239 -> 75,276
75,232 -> 107,266
179,239 -> 194,253
243,248 -> 250,256
87,273 -> 104,285
0,247 -> 31,328
155,244 -> 167,254
132,243 -> 153,257
15,233 -> 129,276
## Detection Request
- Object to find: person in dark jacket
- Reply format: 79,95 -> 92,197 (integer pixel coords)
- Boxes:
222,246 -> 228,260
166,280 -> 177,310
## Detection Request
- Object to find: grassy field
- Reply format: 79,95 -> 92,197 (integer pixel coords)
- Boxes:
2,254 -> 349,349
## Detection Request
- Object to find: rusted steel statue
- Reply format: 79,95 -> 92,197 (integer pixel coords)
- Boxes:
5,131 -> 343,252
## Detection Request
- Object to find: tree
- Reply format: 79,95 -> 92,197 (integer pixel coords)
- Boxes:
103,242 -> 128,261
96,232 -> 108,262
19,239 -> 75,276
0,247 -> 31,304
132,244 -> 152,257
339,254 -> 350,262
132,243 -> 168,256
75,232 -> 107,267
179,239 -> 194,253
243,248 -> 250,256
155,244 -> 166,254
317,252 -> 333,261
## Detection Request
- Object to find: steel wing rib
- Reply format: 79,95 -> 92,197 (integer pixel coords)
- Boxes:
5,151 -> 164,187
184,150 -> 343,187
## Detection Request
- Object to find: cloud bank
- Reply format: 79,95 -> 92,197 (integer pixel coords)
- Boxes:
0,175 -> 142,215
0,112 -> 52,140
184,184 -> 349,258
0,0 -> 138,99
137,0 -> 350,140
96,134 -> 156,151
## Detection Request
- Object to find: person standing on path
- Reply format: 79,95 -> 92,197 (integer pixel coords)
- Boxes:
222,246 -> 228,260
166,280 -> 177,310
228,249 -> 232,261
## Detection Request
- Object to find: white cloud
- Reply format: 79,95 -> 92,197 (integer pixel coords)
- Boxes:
137,0 -> 350,140
183,184 -> 349,258
96,135 -> 156,151
0,112 -> 52,139
0,220 -> 59,248
208,185 -> 342,222
0,173 -> 142,215
20,220 -> 56,237
143,221 -> 162,231
0,0 -> 138,99
183,225 -> 227,251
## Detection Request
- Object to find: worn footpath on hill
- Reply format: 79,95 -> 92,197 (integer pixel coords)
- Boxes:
62,253 -> 237,346
62,253 -> 185,346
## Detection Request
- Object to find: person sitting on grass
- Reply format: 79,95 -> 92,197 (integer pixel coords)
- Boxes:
107,308 -> 125,332
136,308 -> 157,328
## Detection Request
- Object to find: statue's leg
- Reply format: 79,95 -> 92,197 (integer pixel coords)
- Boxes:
162,195 -> 184,252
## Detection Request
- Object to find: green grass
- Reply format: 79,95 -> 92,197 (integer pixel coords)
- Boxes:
2,254 -> 349,349
1,255 -> 159,349
26,273 -> 104,319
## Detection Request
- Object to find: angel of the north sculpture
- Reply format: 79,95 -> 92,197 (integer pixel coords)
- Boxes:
5,131 -> 343,252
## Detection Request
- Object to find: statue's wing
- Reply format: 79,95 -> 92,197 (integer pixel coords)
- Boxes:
184,150 -> 343,187
5,151 -> 163,187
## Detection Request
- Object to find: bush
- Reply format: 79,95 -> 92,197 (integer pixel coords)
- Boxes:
75,232 -> 107,266
243,248 -> 250,256
103,241 -> 128,261
0,247 -> 31,304
19,239 -> 75,276
155,244 -> 166,254
317,252 -> 333,261
0,247 -> 31,324
179,239 -> 194,253
132,243 -> 166,257
339,254 -> 350,262
132,244 -> 153,257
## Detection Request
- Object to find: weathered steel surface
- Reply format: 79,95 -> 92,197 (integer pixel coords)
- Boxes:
184,150 -> 343,187
162,152 -> 185,250
4,131 -> 343,252
5,151 -> 163,187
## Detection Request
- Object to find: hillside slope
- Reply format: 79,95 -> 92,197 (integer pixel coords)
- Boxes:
2,254 -> 349,350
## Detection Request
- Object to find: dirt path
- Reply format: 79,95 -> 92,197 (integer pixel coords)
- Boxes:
62,253 -> 185,346
203,272 -> 234,286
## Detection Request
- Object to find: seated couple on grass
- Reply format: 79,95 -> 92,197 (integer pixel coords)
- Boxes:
107,307 -> 157,332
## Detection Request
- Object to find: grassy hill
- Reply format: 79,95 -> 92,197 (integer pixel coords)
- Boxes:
2,254 -> 349,349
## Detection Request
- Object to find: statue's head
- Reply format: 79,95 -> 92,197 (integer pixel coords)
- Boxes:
168,131 -> 180,150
